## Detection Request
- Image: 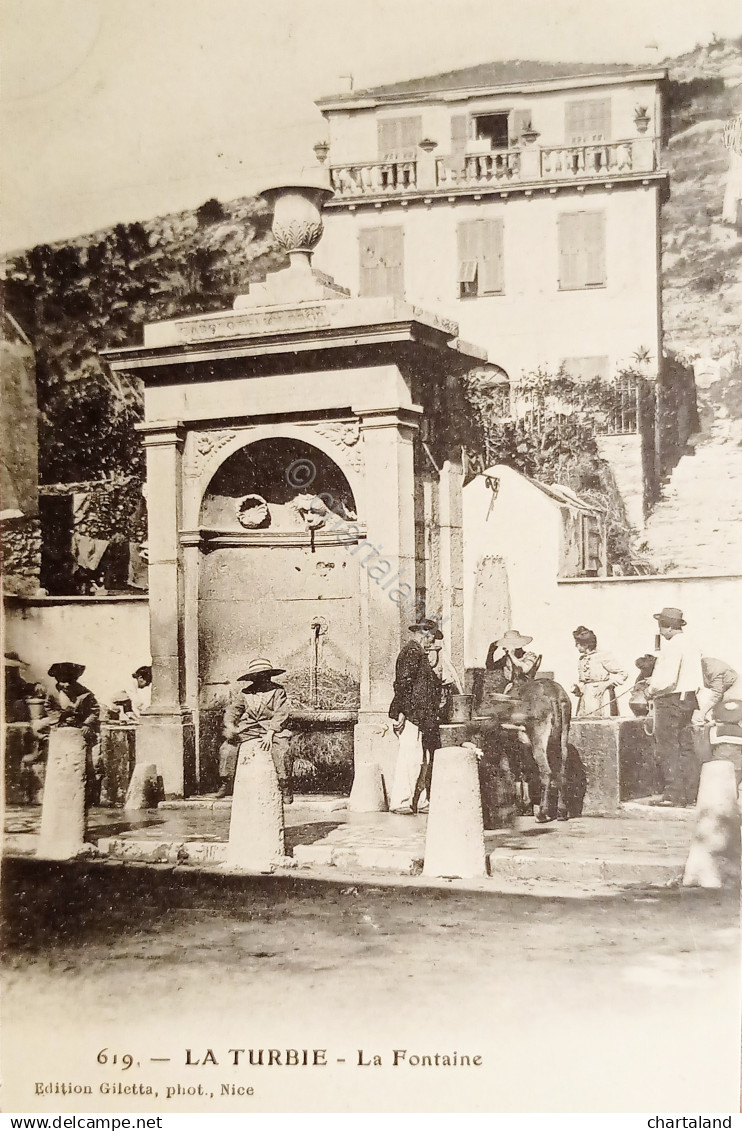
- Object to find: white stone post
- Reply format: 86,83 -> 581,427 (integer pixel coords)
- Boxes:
682,760 -> 741,889
37,729 -> 86,859
423,745 -> 487,878
352,406 -> 421,788
226,742 -> 285,871
135,421 -> 195,798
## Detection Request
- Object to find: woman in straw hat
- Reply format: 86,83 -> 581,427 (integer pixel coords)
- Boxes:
39,662 -> 102,806
217,658 -> 293,802
485,630 -> 540,693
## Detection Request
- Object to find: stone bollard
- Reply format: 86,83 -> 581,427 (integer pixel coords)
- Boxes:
349,761 -> 388,813
226,741 -> 284,871
423,746 -> 487,879
124,763 -> 162,810
37,728 -> 86,859
683,760 -> 741,889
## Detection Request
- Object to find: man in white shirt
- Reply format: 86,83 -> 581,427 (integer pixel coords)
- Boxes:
646,607 -> 704,806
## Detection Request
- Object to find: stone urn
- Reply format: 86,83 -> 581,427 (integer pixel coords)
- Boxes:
259,182 -> 334,276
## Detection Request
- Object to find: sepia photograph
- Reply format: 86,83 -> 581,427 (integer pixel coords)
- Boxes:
1,0 -> 741,1116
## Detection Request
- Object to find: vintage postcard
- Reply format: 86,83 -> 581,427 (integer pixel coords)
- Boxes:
2,0 -> 741,1117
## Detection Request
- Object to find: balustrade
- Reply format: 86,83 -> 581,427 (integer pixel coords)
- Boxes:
329,159 -> 417,197
329,137 -> 658,199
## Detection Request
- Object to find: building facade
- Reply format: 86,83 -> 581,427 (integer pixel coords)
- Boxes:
313,61 -> 669,384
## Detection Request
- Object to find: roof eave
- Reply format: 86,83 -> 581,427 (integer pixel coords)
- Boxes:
316,67 -> 669,112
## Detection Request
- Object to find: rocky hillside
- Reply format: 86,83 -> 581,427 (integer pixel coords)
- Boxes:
661,37 -> 742,359
4,198 -> 287,483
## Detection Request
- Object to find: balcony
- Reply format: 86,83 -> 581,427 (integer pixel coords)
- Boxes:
436,150 -> 521,187
539,141 -> 646,178
327,137 -> 661,202
329,159 -> 417,197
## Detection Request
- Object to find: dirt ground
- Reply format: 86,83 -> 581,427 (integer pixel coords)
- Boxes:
2,856 -> 740,1114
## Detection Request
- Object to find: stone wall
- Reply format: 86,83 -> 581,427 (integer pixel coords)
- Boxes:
1,517 -> 41,596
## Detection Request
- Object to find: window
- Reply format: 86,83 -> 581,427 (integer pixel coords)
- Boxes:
558,211 -> 606,290
359,227 -> 404,298
377,117 -> 422,161
457,219 -> 504,297
472,113 -> 509,150
565,99 -> 612,144
561,356 -> 609,381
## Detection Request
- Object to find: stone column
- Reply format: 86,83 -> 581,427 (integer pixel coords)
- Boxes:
135,421 -> 195,797
352,405 -> 421,786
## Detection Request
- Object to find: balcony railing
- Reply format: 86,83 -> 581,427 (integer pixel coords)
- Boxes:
539,141 -> 646,179
328,137 -> 660,200
329,159 -> 416,197
436,150 -> 521,187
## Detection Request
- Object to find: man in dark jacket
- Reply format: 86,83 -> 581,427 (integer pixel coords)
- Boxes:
388,618 -> 445,814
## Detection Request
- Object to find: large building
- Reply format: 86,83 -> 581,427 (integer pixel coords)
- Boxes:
313,60 -> 669,384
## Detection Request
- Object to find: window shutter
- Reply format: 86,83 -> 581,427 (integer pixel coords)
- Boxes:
585,99 -> 611,142
565,102 -> 586,144
565,99 -> 611,143
451,114 -> 469,154
509,108 -> 532,145
381,226 -> 404,297
378,116 -> 421,160
399,116 -> 422,158
377,120 -> 396,160
583,212 -> 605,285
479,219 -> 504,294
457,220 -> 479,290
359,228 -> 383,296
558,212 -> 582,289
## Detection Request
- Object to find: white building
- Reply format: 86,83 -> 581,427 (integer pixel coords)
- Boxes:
313,60 -> 669,384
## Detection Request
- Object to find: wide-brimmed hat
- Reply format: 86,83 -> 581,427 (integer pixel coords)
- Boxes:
132,665 -> 152,684
237,658 -> 285,682
494,630 -> 533,650
48,662 -> 85,682
4,651 -> 27,668
653,607 -> 686,628
712,698 -> 742,725
408,618 -> 444,641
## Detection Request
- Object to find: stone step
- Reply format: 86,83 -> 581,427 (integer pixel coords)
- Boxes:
485,851 -> 683,886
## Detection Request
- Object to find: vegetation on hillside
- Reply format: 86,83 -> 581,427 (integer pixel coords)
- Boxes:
5,199 -> 286,483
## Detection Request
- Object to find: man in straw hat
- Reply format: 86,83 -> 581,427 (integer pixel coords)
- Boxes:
485,629 -> 540,693
388,617 -> 458,814
646,608 -> 704,807
217,658 -> 293,802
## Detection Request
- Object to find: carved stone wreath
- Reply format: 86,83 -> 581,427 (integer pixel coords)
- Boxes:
237,494 -> 270,529
184,429 -> 237,477
313,421 -> 363,471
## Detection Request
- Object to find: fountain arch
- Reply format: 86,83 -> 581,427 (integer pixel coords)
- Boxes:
195,435 -> 362,789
